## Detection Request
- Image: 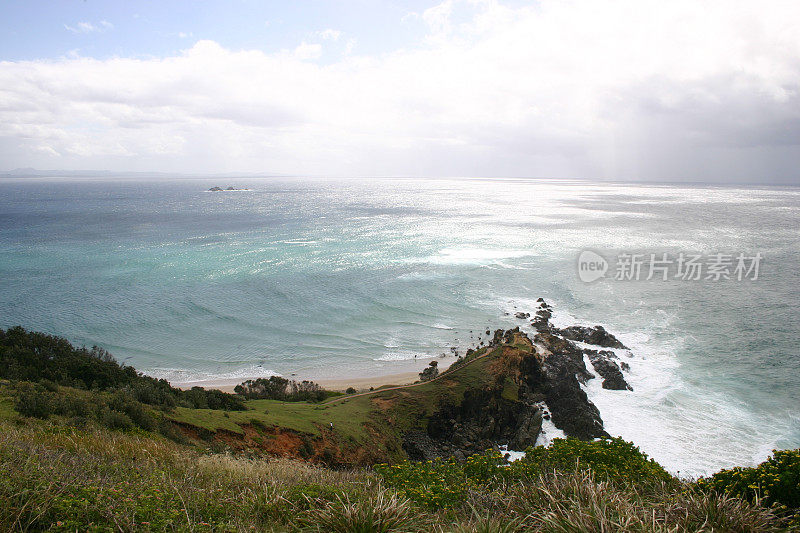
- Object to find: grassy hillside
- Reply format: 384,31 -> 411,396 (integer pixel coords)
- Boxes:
166,340 -> 507,463
2,327 -> 798,530
0,415 -> 792,532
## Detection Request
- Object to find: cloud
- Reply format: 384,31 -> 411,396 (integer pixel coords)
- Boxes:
4,0 -> 800,181
293,42 -> 322,60
316,29 -> 342,41
64,20 -> 113,34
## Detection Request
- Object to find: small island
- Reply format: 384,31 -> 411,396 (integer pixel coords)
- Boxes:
208,186 -> 248,191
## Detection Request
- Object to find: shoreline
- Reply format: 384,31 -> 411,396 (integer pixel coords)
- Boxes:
172,370 -> 423,393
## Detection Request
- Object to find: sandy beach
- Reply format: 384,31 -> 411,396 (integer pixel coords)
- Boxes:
173,370 -> 421,393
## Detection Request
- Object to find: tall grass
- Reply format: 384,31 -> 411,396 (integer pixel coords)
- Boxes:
0,418 -> 789,532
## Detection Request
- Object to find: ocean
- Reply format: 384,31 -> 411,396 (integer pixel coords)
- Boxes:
1,176 -> 798,476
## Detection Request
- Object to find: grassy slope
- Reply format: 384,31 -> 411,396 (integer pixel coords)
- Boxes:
166,341 -> 515,460
0,335 -> 791,531
0,406 -> 786,532
0,334 -> 526,463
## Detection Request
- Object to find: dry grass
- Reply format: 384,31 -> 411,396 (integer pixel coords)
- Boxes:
0,418 -> 789,532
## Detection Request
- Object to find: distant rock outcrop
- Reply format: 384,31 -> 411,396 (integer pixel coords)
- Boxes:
208,186 -> 247,191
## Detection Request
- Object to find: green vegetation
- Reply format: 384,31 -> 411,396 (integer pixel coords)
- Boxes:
0,327 -> 246,411
234,376 -> 341,403
698,448 -> 800,527
375,437 -> 673,509
0,418 -> 790,531
0,325 -> 797,530
168,396 -> 378,445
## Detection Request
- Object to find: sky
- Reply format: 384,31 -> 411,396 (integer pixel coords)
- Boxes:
0,0 -> 799,183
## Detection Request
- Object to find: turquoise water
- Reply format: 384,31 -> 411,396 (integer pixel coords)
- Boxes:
1,176 -> 798,475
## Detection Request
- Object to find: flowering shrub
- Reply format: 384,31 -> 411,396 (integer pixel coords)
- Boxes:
374,459 -> 469,509
375,437 -> 673,509
519,436 -> 673,486
697,448 -> 800,526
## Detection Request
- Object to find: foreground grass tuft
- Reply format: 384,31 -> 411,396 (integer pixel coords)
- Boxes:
296,488 -> 414,533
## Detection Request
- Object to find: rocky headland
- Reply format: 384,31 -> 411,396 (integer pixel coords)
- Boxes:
403,299 -> 634,461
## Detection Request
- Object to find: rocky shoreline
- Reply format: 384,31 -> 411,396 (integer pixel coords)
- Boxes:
403,299 -> 634,460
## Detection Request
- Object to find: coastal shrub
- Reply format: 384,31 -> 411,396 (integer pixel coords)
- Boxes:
14,386 -> 53,419
7,382 -> 189,439
419,361 -> 439,382
520,436 -> 674,486
376,438 -> 673,509
181,386 -> 246,410
0,417 -> 789,532
375,458 -> 468,509
234,376 -> 334,402
0,326 -> 246,411
346,387 -> 357,394
697,448 -> 800,525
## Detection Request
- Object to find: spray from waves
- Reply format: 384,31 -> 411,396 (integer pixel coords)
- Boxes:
575,318 -> 792,477
374,350 -> 438,362
493,295 -> 795,477
147,364 -> 279,384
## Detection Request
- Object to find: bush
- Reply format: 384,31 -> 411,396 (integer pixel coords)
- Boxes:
375,458 -> 468,509
15,387 -> 52,419
99,408 -> 134,431
376,437 -> 674,509
698,448 -> 800,526
234,376 -> 333,402
520,436 -> 674,486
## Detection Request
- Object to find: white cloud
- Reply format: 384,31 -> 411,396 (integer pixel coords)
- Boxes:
5,0 -> 800,181
316,29 -> 342,41
293,42 -> 323,60
64,20 -> 113,34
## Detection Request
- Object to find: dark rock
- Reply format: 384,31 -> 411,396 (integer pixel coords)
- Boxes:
510,404 -> 543,450
400,311 -> 629,460
532,305 -> 553,331
585,349 -> 632,391
419,361 -> 439,382
515,312 -> 530,320
403,430 -> 453,460
543,374 -> 606,440
535,331 -> 608,440
555,325 -> 628,349
535,331 -> 594,383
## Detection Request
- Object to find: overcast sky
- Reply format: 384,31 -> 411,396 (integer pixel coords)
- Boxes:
1,0 -> 799,183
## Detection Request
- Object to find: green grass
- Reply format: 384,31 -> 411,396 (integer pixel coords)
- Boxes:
0,391 -> 16,421
500,377 -> 520,402
367,347 -> 500,434
169,395 -> 379,445
168,345 -> 505,454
